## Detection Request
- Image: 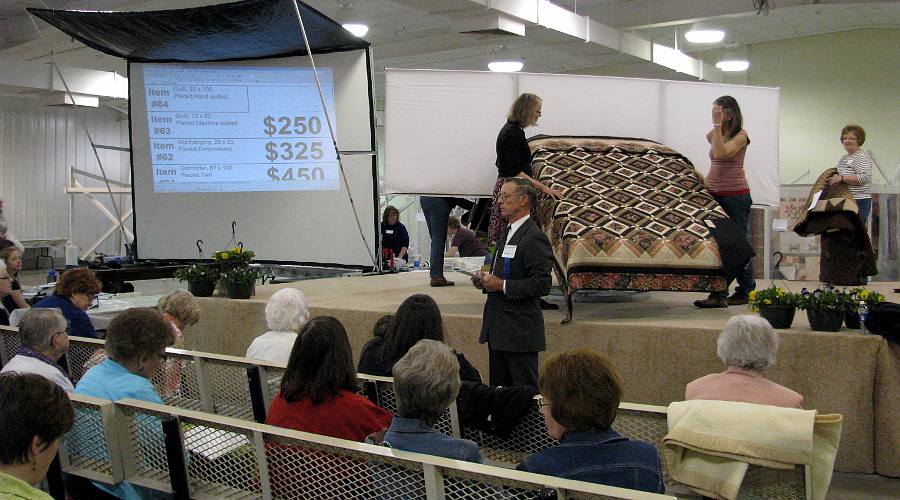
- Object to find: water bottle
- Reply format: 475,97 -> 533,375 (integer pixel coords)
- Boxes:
47,269 -> 57,283
413,255 -> 420,270
857,301 -> 869,334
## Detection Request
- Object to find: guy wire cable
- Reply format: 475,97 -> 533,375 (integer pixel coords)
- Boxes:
288,0 -> 378,269
28,10 -> 129,247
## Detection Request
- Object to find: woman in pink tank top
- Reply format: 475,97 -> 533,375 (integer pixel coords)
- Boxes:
694,96 -> 756,309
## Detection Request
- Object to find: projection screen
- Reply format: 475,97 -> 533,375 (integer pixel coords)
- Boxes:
130,50 -> 377,266
384,69 -> 779,206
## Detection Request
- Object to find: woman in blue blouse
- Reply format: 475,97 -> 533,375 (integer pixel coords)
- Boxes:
33,267 -> 101,338
518,349 -> 664,493
75,308 -> 172,499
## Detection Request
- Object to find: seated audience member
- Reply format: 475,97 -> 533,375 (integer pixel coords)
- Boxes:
0,373 -> 74,500
33,268 -> 102,339
246,288 -> 309,365
1,247 -> 29,313
0,199 -> 24,253
1,308 -> 73,391
75,308 -> 171,499
518,349 -> 664,493
358,294 -> 480,383
358,314 -> 391,372
381,205 -> 409,271
375,340 -> 481,463
157,289 -> 200,349
0,262 -> 12,326
685,315 -> 803,409
266,316 -> 392,441
445,216 -> 487,258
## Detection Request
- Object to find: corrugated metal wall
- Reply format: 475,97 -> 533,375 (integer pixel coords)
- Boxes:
0,96 -> 130,261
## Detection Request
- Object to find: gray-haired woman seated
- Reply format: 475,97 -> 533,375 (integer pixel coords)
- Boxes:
0,373 -> 74,500
686,315 -> 803,409
247,288 -> 309,365
370,339 -> 481,463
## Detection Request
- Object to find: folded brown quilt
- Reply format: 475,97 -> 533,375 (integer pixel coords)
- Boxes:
793,168 -> 876,285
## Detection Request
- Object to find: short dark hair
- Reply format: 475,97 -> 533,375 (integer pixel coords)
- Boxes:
54,267 -> 102,299
447,216 -> 461,230
841,124 -> 866,146
105,308 -> 171,365
503,177 -> 537,209
379,294 -> 444,370
280,316 -> 358,404
539,349 -> 623,432
382,205 -> 400,224
0,372 -> 74,465
373,314 -> 393,338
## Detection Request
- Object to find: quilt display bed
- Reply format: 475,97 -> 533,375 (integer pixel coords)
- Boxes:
530,136 -> 729,322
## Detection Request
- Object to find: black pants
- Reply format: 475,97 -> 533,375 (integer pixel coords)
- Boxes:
489,349 -> 538,389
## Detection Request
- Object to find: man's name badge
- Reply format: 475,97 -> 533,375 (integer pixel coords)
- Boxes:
385,229 -> 394,234
502,244 -> 517,259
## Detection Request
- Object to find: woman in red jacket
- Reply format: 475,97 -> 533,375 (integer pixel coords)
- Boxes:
266,316 -> 392,441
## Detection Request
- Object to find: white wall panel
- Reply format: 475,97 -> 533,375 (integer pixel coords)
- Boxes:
0,97 -> 130,260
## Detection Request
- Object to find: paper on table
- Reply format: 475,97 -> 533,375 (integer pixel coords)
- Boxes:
184,425 -> 250,461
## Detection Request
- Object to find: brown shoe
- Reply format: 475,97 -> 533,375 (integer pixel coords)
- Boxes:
727,293 -> 749,306
694,296 -> 727,308
430,277 -> 455,287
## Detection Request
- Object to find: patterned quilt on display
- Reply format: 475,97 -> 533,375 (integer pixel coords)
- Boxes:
530,136 -> 728,293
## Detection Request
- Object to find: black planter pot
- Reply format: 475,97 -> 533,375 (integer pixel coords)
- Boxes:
225,280 -> 253,299
187,280 -> 216,298
758,304 -> 796,329
806,308 -> 844,332
845,312 -> 861,329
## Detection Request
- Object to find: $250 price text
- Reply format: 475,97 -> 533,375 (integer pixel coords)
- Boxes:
263,115 -> 323,137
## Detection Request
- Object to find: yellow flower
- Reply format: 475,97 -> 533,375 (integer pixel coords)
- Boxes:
748,290 -> 757,301
763,299 -> 772,305
859,290 -> 870,300
776,288 -> 785,297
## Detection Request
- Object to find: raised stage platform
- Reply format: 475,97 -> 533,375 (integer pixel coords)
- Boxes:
182,271 -> 900,477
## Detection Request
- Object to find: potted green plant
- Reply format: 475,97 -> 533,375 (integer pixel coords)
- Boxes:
748,285 -> 799,329
844,288 -> 886,328
173,264 -> 219,297
221,266 -> 260,299
211,246 -> 256,272
798,287 -> 846,332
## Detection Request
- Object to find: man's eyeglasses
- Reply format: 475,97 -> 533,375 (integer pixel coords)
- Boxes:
537,397 -> 552,409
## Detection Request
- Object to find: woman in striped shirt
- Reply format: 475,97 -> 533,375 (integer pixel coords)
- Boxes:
827,124 -> 873,224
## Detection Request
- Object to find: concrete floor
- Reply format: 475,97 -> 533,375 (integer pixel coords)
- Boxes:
15,270 -> 900,498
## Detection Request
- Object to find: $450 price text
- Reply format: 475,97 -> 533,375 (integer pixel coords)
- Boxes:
267,166 -> 326,182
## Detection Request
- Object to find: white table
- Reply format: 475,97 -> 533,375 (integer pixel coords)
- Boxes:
20,238 -> 68,268
86,293 -> 164,330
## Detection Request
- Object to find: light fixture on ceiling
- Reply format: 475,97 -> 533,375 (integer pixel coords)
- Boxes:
337,1 -> 368,38
488,46 -> 523,73
684,22 -> 725,44
716,47 -> 750,72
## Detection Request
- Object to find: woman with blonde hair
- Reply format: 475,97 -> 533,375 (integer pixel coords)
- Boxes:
488,93 -> 563,246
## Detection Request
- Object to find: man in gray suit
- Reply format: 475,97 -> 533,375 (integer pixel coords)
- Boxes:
473,177 -> 553,388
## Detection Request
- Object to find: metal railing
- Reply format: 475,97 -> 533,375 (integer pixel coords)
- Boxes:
65,393 -> 675,500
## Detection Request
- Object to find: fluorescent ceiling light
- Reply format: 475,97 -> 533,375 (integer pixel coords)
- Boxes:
716,59 -> 750,71
342,23 -> 368,37
337,1 -> 368,38
716,47 -> 750,71
685,23 -> 725,44
488,60 -> 524,72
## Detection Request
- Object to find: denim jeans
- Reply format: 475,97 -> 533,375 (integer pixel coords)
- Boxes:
856,198 -> 871,226
713,193 -> 756,299
419,196 -> 454,278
